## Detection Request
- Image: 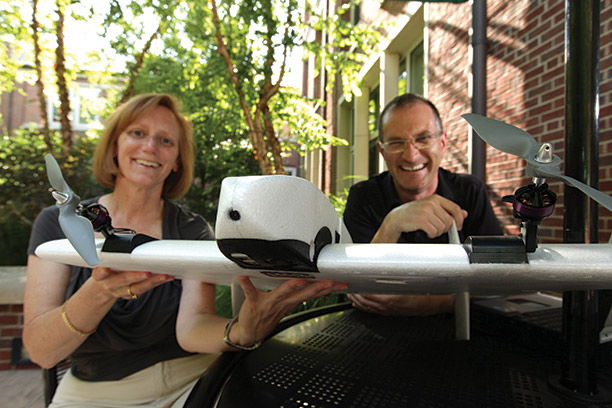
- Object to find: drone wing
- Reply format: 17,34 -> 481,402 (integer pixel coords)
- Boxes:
34,174 -> 612,294
34,238 -> 612,294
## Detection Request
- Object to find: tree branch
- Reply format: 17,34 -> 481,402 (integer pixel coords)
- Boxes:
55,0 -> 72,148
119,20 -> 164,105
210,0 -> 271,174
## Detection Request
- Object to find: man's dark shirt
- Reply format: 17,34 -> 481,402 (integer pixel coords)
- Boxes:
343,168 -> 503,243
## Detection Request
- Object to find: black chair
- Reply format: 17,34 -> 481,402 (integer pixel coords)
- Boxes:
43,359 -> 71,407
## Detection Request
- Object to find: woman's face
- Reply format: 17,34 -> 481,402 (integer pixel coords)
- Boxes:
114,105 -> 181,192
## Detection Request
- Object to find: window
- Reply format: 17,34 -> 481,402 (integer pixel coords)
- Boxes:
409,41 -> 424,96
397,41 -> 424,96
351,3 -> 361,25
48,85 -> 104,132
398,57 -> 408,94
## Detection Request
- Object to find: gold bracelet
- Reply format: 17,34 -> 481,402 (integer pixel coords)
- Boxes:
61,303 -> 95,337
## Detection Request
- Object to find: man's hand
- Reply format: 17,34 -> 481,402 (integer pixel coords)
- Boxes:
373,194 -> 467,243
347,293 -> 455,316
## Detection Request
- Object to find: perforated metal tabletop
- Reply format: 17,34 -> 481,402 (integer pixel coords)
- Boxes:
185,305 -> 612,408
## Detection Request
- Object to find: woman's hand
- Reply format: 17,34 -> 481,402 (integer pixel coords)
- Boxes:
24,258 -> 174,368
176,277 -> 347,353
90,267 -> 174,300
228,277 -> 348,348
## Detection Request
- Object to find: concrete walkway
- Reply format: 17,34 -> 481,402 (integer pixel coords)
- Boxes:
0,369 -> 45,408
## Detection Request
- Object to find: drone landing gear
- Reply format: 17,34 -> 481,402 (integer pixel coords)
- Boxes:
79,203 -> 156,253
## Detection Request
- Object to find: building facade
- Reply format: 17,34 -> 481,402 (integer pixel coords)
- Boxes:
302,0 -> 612,243
1,76 -> 106,136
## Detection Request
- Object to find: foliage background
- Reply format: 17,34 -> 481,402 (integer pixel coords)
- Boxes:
1,0 -> 374,315
0,130 -> 105,264
1,0 -> 375,263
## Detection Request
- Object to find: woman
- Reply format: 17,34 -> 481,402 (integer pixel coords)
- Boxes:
24,93 -> 346,407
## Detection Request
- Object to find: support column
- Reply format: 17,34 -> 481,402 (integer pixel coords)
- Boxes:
551,0 -> 608,403
469,0 -> 487,182
380,52 -> 400,108
353,87 -> 370,183
335,102 -> 353,192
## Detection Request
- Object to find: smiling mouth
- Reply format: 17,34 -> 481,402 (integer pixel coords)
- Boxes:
135,159 -> 161,168
400,163 -> 426,171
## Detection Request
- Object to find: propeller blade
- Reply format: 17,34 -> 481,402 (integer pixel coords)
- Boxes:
462,114 -> 540,160
58,207 -> 99,266
44,153 -> 70,193
44,153 -> 99,266
462,114 -> 612,214
537,168 -> 612,213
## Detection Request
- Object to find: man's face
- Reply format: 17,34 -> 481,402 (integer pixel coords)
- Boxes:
378,102 -> 447,201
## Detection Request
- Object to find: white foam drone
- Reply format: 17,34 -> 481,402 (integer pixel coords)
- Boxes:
36,115 -> 612,339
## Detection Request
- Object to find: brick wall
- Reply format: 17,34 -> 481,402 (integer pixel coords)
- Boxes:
0,304 -> 33,370
601,2 -> 612,240
0,81 -> 40,135
427,2 -> 472,173
429,0 -> 612,242
0,267 -> 34,370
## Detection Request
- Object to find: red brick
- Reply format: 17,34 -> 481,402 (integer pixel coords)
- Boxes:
0,350 -> 11,361
542,65 -> 564,82
0,316 -> 18,325
540,88 -> 564,102
1,328 -> 23,338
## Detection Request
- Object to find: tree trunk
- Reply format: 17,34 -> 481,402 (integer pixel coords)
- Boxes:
323,70 -> 335,194
251,110 -> 273,174
261,103 -> 285,174
55,0 -> 72,149
31,0 -> 51,151
209,0 -> 286,175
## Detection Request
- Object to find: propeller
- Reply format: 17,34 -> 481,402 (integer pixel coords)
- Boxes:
44,154 -> 99,266
462,113 -> 612,213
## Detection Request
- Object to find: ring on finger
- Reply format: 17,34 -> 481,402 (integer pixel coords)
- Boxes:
127,285 -> 138,299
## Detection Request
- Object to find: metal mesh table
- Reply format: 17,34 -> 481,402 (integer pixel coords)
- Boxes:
186,304 -> 612,408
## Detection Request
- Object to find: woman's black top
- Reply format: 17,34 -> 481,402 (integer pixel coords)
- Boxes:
27,198 -> 214,381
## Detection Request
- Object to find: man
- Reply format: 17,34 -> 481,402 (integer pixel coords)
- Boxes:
343,93 -> 503,316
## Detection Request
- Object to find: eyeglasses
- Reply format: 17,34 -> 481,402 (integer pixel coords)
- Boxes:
379,133 -> 441,153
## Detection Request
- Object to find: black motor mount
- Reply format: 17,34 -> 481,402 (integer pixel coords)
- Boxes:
78,203 -> 156,253
502,182 -> 557,253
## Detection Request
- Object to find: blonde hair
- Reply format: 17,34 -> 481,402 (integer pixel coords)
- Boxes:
93,93 -> 194,199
